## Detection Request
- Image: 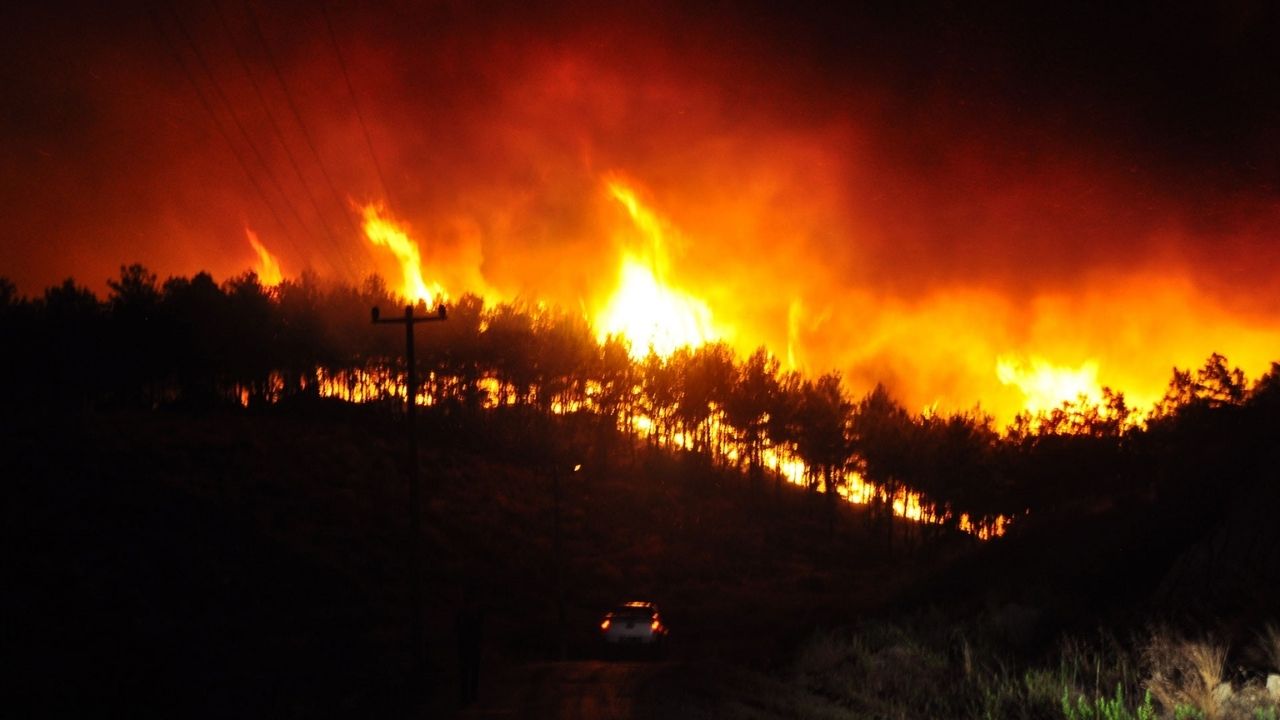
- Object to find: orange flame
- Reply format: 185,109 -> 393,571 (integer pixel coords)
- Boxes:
245,228 -> 282,286
595,180 -> 724,358
360,203 -> 446,304
995,355 -> 1102,414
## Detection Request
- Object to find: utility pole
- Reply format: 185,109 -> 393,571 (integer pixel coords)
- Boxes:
372,302 -> 446,695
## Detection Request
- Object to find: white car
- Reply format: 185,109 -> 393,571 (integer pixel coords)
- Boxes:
599,601 -> 668,651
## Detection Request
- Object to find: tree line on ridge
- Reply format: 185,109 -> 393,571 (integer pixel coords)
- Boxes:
5,265 -> 1278,546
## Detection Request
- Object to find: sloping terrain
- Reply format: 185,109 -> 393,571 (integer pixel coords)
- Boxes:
6,403 -> 915,716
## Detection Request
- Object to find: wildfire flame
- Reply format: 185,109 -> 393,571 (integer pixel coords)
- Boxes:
245,228 -> 282,286
360,203 -> 446,304
595,180 -> 723,358
996,355 -> 1103,414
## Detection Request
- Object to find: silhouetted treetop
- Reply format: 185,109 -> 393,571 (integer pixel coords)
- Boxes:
5,268 -> 1278,541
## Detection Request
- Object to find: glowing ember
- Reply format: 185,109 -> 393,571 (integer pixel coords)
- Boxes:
245,228 -> 282,286
360,203 -> 445,304
996,355 -> 1102,414
595,180 -> 722,358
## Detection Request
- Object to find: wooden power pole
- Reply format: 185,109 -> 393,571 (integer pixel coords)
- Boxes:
372,302 -> 446,694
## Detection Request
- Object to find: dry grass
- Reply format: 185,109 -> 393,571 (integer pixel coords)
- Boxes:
657,622 -> 1280,720
1260,624 -> 1280,675
1143,633 -> 1229,720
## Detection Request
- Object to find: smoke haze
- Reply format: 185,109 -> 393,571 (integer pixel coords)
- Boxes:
3,0 -> 1278,419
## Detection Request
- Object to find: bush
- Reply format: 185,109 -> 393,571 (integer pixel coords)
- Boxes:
1061,684 -> 1156,720
761,621 -> 1280,720
1259,625 -> 1280,674
1143,634 -> 1228,720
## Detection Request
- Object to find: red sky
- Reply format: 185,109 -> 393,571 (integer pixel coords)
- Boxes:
3,0 -> 1279,418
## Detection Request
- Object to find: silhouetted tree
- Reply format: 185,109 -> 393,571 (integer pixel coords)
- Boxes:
796,372 -> 852,530
724,348 -> 780,481
533,309 -> 594,415
672,343 -> 735,456
484,302 -> 537,408
596,335 -> 636,427
0,277 -> 36,407
1249,362 -> 1280,408
40,278 -> 103,408
160,272 -> 227,406
591,335 -> 638,466
765,369 -> 806,494
219,272 -> 278,405
275,273 -> 326,396
22,263 -> 1280,556
912,410 -> 999,535
0,277 -> 16,307
850,384 -> 913,552
433,294 -> 487,413
105,264 -> 165,406
1153,353 -> 1247,420
640,350 -> 678,448
1193,353 -> 1247,408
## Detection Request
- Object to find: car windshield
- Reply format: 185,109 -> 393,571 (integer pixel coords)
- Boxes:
609,607 -> 655,620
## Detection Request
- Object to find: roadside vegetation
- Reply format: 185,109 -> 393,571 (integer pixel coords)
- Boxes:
650,618 -> 1280,720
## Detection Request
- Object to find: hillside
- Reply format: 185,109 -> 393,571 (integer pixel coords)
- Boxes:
11,387 -> 1279,718
7,401 -> 934,717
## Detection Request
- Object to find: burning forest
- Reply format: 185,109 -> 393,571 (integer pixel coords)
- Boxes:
6,1 -> 1280,717
4,2 -> 1280,428
6,260 -> 1280,539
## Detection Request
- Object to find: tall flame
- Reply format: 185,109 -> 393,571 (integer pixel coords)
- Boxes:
595,180 -> 722,358
996,355 -> 1103,414
245,228 -> 282,286
360,203 -> 445,304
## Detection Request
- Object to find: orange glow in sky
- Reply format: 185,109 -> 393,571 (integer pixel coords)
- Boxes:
8,3 -> 1280,428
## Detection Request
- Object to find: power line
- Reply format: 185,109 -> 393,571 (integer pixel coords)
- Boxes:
167,4 -> 358,284
239,0 -> 379,271
147,3 -> 310,274
320,2 -> 394,209
210,0 -> 366,277
168,4 -> 351,282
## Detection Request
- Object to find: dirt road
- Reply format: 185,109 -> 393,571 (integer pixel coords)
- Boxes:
454,660 -> 671,719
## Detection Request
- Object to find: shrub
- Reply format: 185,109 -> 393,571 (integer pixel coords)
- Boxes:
1143,633 -> 1228,720
780,622 -> 1278,720
1259,624 -> 1280,674
1058,631 -> 1144,705
1061,683 -> 1156,720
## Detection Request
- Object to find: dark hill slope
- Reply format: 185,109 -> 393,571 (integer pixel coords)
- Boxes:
6,404 -> 923,716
